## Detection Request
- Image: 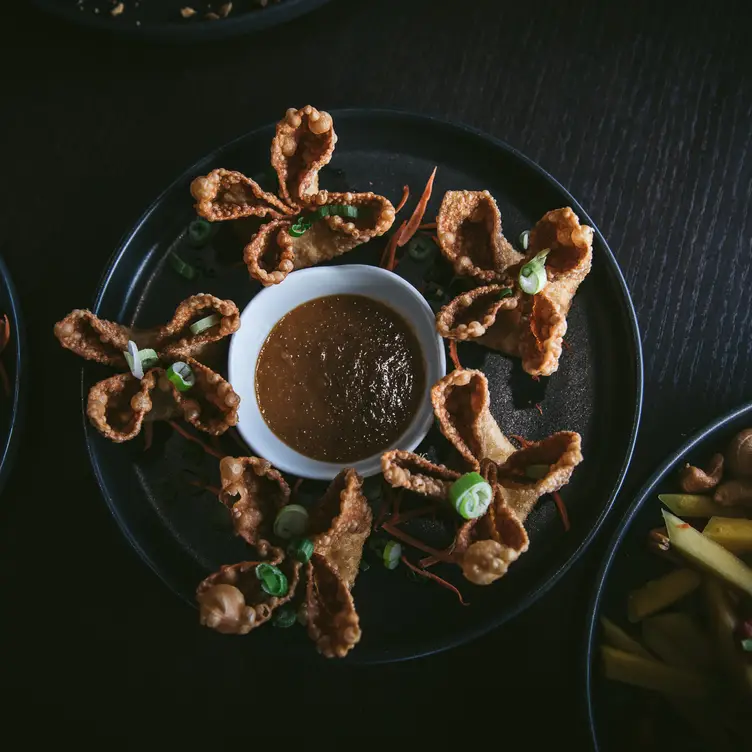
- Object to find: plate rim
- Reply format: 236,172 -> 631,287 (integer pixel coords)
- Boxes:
0,253 -> 27,498
84,107 -> 645,660
583,399 -> 752,750
30,0 -> 333,43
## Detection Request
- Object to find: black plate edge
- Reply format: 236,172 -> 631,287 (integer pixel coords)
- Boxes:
583,399 -> 752,751
31,0 -> 333,43
0,254 -> 27,497
84,108 -> 645,657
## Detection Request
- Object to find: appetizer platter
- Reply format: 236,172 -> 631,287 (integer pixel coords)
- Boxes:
32,0 -> 332,42
57,107 -> 642,661
586,403 -> 752,751
0,254 -> 25,497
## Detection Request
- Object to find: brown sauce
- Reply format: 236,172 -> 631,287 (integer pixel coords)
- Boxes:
255,295 -> 426,463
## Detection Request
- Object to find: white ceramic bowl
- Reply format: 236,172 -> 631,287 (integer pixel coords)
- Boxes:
228,265 -> 446,479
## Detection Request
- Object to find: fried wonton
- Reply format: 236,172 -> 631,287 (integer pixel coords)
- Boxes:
55,295 -> 241,441
190,106 -> 396,286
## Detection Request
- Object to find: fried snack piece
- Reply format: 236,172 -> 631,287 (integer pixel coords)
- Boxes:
190,106 -> 396,286
430,369 -> 516,468
196,557 -> 300,635
305,468 -> 372,657
189,168 -> 293,221
436,285 -> 521,355
86,356 -> 239,442
218,456 -> 291,558
381,449 -> 460,499
244,190 -> 396,286
437,190 -> 523,282
55,296 -> 241,441
679,453 -> 724,493
271,105 -> 337,206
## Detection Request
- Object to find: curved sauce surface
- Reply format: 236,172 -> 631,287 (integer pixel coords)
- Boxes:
255,294 -> 425,463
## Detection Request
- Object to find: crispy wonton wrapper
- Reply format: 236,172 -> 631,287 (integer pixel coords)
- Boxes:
55,295 -> 241,441
218,456 -> 291,559
437,190 -> 523,282
437,207 -> 593,377
196,557 -> 301,635
190,106 -> 396,286
306,468 -> 372,658
381,449 -> 461,499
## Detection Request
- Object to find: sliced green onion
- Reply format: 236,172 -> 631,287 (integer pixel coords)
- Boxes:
497,288 -> 513,300
407,236 -> 435,262
288,216 -> 313,237
383,541 -> 402,570
272,605 -> 297,628
287,537 -> 314,564
316,204 -> 359,219
189,314 -> 221,335
449,472 -> 493,519
518,249 -> 550,296
359,559 -> 371,572
525,464 -> 550,480
255,563 -> 289,597
166,361 -> 195,392
123,340 -> 144,380
187,218 -> 214,247
138,348 -> 159,370
742,638 -> 752,652
519,230 -> 530,250
274,505 -> 309,540
170,252 -> 197,280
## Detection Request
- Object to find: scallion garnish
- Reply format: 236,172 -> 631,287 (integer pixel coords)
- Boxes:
359,559 -> 371,572
525,464 -> 550,480
518,249 -> 550,295
497,288 -> 513,300
255,563 -> 289,597
383,541 -> 402,570
519,230 -> 530,250
138,349 -> 159,370
189,314 -> 221,335
287,537 -> 314,564
272,605 -> 297,628
288,216 -> 313,237
315,204 -> 359,219
124,340 -> 143,379
187,218 -> 214,247
742,638 -> 752,652
407,235 -> 435,262
273,504 -> 309,540
170,252 -> 197,280
449,472 -> 493,519
166,361 -> 195,392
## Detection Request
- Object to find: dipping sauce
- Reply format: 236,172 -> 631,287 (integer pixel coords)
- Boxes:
255,295 -> 426,463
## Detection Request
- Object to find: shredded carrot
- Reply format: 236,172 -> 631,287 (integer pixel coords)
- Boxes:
418,222 -> 437,230
449,340 -> 462,371
535,403 -> 543,416
401,556 -> 468,606
552,491 -> 570,532
293,478 -> 303,496
419,555 -> 439,568
189,479 -> 221,496
143,422 -> 154,451
390,504 -> 436,525
382,220 -> 407,271
431,234 -> 440,247
397,167 -> 437,248
168,421 -> 224,459
510,434 -> 532,448
381,522 -> 454,562
0,315 -> 9,353
394,185 -> 410,213
373,490 -> 393,531
562,339 -> 571,351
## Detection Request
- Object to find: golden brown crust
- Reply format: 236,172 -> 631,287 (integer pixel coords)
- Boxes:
381,449 -> 460,500
243,219 -> 296,286
430,369 -> 516,468
196,557 -> 300,635
517,293 -> 568,377
54,309 -> 131,368
437,190 -> 523,281
190,168 -> 292,221
271,105 -> 337,206
218,456 -> 290,558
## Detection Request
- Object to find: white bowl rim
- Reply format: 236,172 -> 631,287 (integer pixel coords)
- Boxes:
227,264 -> 446,479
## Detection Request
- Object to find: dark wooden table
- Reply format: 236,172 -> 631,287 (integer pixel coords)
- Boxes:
1,0 -> 750,745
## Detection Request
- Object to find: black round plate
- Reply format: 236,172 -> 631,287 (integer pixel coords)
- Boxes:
31,0 -> 332,42
0,255 -> 26,496
585,401 -> 752,751
85,109 -> 642,663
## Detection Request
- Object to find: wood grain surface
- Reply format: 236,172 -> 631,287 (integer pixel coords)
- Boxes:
0,0 -> 750,746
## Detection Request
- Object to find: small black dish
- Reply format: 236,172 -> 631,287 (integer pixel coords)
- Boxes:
0,255 -> 26,497
83,108 -> 643,662
31,0 -> 332,43
585,401 -> 752,751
